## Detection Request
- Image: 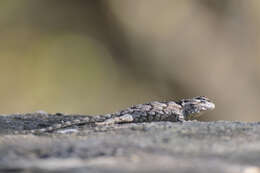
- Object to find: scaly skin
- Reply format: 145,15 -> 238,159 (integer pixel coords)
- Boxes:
15,96 -> 215,134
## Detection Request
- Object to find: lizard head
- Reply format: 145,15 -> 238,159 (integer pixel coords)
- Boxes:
180,96 -> 215,120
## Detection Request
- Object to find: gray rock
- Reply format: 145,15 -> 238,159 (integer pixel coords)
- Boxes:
0,114 -> 260,173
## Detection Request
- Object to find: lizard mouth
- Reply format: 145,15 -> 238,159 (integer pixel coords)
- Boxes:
188,102 -> 215,119
202,102 -> 215,111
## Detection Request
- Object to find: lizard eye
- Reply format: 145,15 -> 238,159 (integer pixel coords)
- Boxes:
194,96 -> 210,101
180,99 -> 191,105
195,96 -> 203,99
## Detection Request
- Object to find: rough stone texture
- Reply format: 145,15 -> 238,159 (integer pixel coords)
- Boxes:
0,113 -> 260,173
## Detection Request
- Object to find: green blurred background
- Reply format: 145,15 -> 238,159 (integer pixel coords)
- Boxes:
1,0 -> 260,121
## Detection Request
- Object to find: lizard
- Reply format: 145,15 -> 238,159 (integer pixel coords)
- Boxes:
15,96 -> 215,134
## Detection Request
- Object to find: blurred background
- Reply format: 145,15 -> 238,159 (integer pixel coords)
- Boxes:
1,0 -> 260,121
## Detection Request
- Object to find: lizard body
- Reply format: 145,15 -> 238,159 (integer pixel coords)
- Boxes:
15,96 -> 215,134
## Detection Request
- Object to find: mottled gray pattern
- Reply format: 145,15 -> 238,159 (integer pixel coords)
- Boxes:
15,96 -> 215,134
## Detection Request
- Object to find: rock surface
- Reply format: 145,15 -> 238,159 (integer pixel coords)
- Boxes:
0,113 -> 260,173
